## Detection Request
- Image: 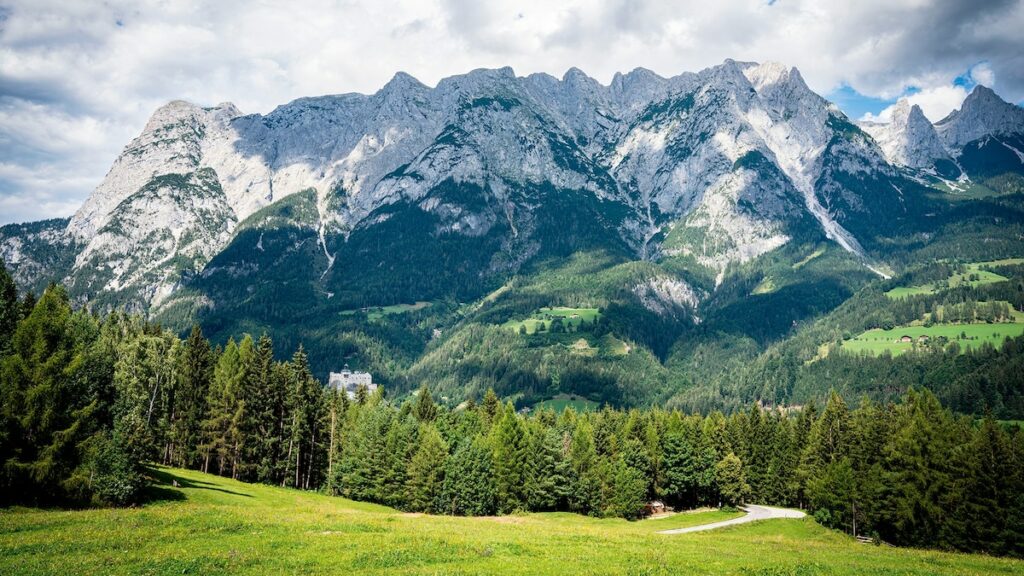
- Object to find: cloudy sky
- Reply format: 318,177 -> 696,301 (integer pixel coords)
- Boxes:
2,0 -> 1023,225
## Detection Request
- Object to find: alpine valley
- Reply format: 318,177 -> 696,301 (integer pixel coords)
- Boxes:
4,59 -> 1024,414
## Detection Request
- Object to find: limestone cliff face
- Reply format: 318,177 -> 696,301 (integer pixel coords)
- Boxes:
7,61 -> 1023,312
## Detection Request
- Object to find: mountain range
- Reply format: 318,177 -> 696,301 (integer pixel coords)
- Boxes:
3,59 -> 1023,409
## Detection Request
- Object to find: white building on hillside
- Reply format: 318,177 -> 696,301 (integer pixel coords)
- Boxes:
328,365 -> 375,399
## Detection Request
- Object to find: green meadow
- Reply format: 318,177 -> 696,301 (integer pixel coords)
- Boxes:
341,301 -> 433,321
2,466 -> 1020,576
885,260 -> 1021,299
841,321 -> 1024,356
531,393 -> 601,413
505,307 -> 601,334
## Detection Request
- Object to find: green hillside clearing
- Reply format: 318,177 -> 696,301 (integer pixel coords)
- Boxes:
2,466 -> 1019,576
841,321 -> 1024,356
886,260 -> 1021,299
531,393 -> 601,413
341,301 -> 433,321
505,307 -> 601,334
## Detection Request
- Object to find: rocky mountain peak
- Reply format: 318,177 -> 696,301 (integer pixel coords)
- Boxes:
935,84 -> 1024,149
858,98 -> 949,169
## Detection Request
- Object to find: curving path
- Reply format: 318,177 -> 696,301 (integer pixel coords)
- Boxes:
657,504 -> 805,535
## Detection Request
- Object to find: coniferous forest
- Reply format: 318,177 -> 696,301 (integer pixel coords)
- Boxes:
2,267 -> 1023,559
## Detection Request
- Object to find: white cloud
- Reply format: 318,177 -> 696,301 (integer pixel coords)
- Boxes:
863,85 -> 972,124
1,0 -> 1023,224
970,62 -> 996,87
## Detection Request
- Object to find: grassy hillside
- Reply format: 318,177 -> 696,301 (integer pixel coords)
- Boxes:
2,467 -> 1021,575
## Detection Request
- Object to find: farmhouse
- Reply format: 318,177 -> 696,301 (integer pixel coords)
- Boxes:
328,365 -> 375,399
898,335 -> 913,343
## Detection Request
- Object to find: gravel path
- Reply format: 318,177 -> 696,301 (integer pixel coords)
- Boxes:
657,504 -> 806,535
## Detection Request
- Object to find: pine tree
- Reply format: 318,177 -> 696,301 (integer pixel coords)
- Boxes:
282,346 -> 323,489
481,387 -> 500,423
167,325 -> 213,468
607,441 -> 648,518
405,424 -> 448,513
568,419 -> 602,515
0,286 -> 103,504
202,337 -> 246,476
337,403 -> 392,501
527,427 -> 571,511
877,389 -> 955,547
413,384 -> 438,422
0,259 -> 18,355
242,334 -> 282,483
490,406 -> 528,513
441,435 -> 497,516
663,430 -> 701,508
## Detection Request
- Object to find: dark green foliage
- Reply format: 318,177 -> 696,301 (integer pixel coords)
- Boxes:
0,260 -> 17,354
3,287 -> 1023,559
91,427 -> 146,506
413,385 -> 437,422
405,424 -> 447,513
0,286 -> 120,505
441,435 -> 497,516
168,325 -> 213,468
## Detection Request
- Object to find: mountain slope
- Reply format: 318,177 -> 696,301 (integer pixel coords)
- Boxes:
2,60 -> 1024,408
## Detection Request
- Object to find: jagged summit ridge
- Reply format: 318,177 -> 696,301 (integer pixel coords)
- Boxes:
859,99 -> 950,169
23,59 -> 1012,311
936,85 -> 1024,149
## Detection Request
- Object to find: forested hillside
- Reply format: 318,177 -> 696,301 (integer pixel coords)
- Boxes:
2,265 -> 1023,558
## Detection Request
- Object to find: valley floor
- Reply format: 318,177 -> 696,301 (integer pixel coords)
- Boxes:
1,467 -> 1020,575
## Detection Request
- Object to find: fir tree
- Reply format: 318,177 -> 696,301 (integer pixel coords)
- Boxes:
441,435 -> 497,516
490,406 -> 528,513
405,424 -> 448,513
413,384 -> 438,422
167,325 -> 213,468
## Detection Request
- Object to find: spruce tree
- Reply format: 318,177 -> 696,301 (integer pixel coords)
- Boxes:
405,424 -> 448,513
490,406 -> 528,513
413,384 -> 438,422
568,419 -> 602,515
0,260 -> 18,354
0,286 -> 102,503
202,337 -> 245,476
527,427 -> 571,511
168,325 -> 213,468
441,435 -> 497,516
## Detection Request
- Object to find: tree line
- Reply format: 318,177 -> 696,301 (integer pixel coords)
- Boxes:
1,273 -> 1023,558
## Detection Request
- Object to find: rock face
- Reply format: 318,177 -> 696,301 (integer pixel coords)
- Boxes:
935,86 -> 1024,150
860,99 -> 951,169
5,61 -> 1023,313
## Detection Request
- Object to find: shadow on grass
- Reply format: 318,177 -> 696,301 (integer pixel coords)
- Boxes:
144,468 -> 253,503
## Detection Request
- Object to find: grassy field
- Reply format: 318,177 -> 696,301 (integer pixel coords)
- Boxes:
532,393 -> 601,413
341,301 -> 433,321
505,307 -> 601,335
751,276 -> 776,295
3,467 -> 1021,576
885,260 -> 1020,299
841,321 -> 1024,356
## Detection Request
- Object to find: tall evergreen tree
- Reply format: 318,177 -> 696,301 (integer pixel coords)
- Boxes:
0,260 -> 18,354
413,384 -> 438,422
202,337 -> 246,476
0,286 -> 103,503
167,325 -> 213,468
405,424 -> 448,513
490,406 -> 528,513
441,435 -> 496,516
